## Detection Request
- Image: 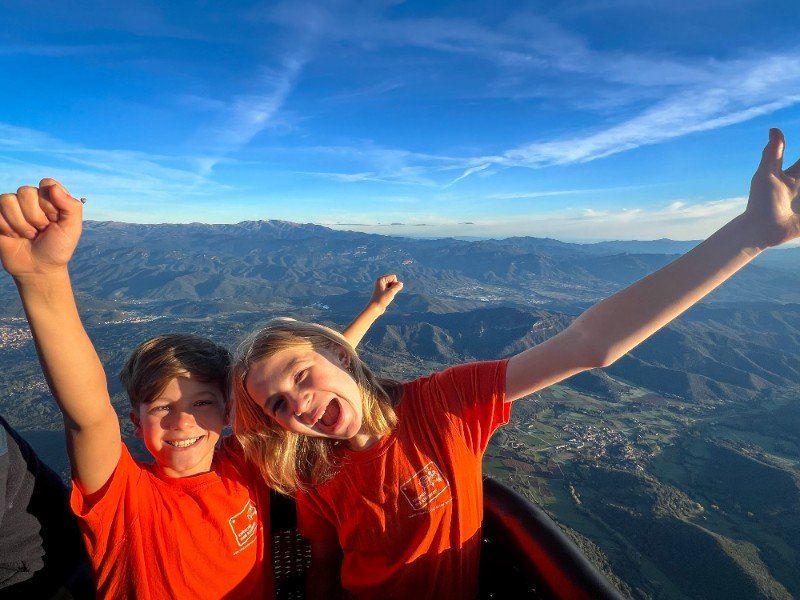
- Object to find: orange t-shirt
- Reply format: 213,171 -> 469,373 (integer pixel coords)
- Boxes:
70,437 -> 274,600
296,360 -> 510,600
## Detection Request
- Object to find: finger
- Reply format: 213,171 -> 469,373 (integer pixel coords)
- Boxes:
39,179 -> 83,224
0,193 -> 38,239
387,281 -> 404,296
758,128 -> 784,174
39,178 -> 70,197
35,179 -> 65,221
785,155 -> 800,179
0,203 -> 18,238
17,186 -> 50,231
39,179 -> 83,213
37,195 -> 59,222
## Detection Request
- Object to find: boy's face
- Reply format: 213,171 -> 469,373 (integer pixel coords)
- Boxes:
245,345 -> 376,450
130,376 -> 227,478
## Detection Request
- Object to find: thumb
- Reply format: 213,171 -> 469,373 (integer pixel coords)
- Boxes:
44,181 -> 83,213
758,128 -> 785,174
40,180 -> 84,244
42,180 -> 84,229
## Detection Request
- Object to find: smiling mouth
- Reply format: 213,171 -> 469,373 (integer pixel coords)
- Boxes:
320,399 -> 341,428
307,398 -> 342,432
166,436 -> 203,448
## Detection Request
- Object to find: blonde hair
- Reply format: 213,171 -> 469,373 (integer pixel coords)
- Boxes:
231,318 -> 400,494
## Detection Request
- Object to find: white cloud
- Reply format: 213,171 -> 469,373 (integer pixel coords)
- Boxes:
488,183 -> 663,200
445,52 -> 800,175
191,54 -> 309,165
324,197 -> 748,240
0,123 -> 225,207
258,5 -> 800,179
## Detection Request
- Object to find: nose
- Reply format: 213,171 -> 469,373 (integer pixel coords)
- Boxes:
289,390 -> 313,420
165,408 -> 196,430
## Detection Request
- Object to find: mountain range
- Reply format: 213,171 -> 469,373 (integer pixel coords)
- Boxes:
0,220 -> 798,599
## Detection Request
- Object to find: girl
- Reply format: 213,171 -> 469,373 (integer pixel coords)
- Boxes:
232,129 -> 800,600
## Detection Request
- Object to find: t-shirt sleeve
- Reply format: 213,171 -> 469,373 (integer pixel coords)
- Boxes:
295,489 -> 339,544
69,443 -> 143,559
415,359 -> 510,455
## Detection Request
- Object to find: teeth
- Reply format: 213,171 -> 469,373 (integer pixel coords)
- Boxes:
167,436 -> 201,448
312,400 -> 331,426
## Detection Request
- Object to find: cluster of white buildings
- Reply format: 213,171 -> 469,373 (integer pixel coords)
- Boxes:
0,324 -> 32,350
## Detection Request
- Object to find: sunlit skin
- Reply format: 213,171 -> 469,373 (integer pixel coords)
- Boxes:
130,376 -> 227,478
245,346 -> 380,451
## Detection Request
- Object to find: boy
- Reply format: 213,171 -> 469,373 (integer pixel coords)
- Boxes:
0,181 -> 401,599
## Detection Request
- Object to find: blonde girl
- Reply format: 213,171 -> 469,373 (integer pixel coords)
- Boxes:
233,130 -> 800,600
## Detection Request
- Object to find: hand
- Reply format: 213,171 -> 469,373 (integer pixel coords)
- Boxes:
744,128 -> 800,249
0,178 -> 83,278
370,274 -> 404,311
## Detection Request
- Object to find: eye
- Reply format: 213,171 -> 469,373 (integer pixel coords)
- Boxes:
149,405 -> 170,414
272,396 -> 286,414
294,368 -> 308,384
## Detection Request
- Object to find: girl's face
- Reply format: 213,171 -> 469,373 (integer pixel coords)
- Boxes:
245,345 -> 377,450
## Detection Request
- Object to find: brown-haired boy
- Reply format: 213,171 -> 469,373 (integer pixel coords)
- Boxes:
0,179 -> 401,599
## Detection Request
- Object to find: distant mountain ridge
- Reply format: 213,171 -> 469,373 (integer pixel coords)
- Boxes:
1,219 -> 799,599
1,220 -> 794,316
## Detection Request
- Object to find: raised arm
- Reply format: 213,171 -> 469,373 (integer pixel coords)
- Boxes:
506,128 -> 800,401
341,274 -> 403,347
0,180 -> 120,493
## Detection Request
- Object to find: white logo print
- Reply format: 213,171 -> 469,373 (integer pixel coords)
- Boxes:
400,461 -> 451,512
229,499 -> 258,548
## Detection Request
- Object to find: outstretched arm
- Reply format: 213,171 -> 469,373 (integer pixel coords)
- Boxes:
507,128 -> 800,401
0,180 -> 120,493
341,274 -> 403,347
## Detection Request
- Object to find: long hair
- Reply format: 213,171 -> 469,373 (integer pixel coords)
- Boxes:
231,318 -> 401,495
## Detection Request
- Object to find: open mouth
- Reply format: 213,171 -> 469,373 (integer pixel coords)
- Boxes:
165,436 -> 203,448
310,398 -> 342,433
320,399 -> 341,428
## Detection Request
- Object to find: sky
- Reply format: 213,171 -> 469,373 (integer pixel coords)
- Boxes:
1,0 -> 799,241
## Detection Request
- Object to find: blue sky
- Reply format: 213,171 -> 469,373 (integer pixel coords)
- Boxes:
1,0 -> 799,241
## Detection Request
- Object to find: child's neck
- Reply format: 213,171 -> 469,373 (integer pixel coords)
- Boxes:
346,432 -> 382,452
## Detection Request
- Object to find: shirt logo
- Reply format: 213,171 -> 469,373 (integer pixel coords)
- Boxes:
400,461 -> 451,512
229,499 -> 258,548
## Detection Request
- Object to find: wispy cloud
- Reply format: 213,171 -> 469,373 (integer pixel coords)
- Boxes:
190,54 -> 309,169
322,197 -> 747,240
488,184 -> 662,200
259,4 -> 800,181
501,56 -> 800,167
0,122 -> 225,206
371,50 -> 800,183
445,163 -> 493,188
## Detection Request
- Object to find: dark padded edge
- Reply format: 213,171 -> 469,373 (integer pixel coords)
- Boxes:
483,477 -> 623,600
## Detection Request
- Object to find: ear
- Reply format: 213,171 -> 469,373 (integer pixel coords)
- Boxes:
129,410 -> 143,438
335,345 -> 351,369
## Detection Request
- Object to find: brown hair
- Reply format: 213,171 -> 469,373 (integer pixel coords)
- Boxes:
231,318 -> 401,495
120,333 -> 232,409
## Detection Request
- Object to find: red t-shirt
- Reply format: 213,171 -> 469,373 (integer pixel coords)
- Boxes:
296,360 -> 510,600
70,437 -> 274,600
